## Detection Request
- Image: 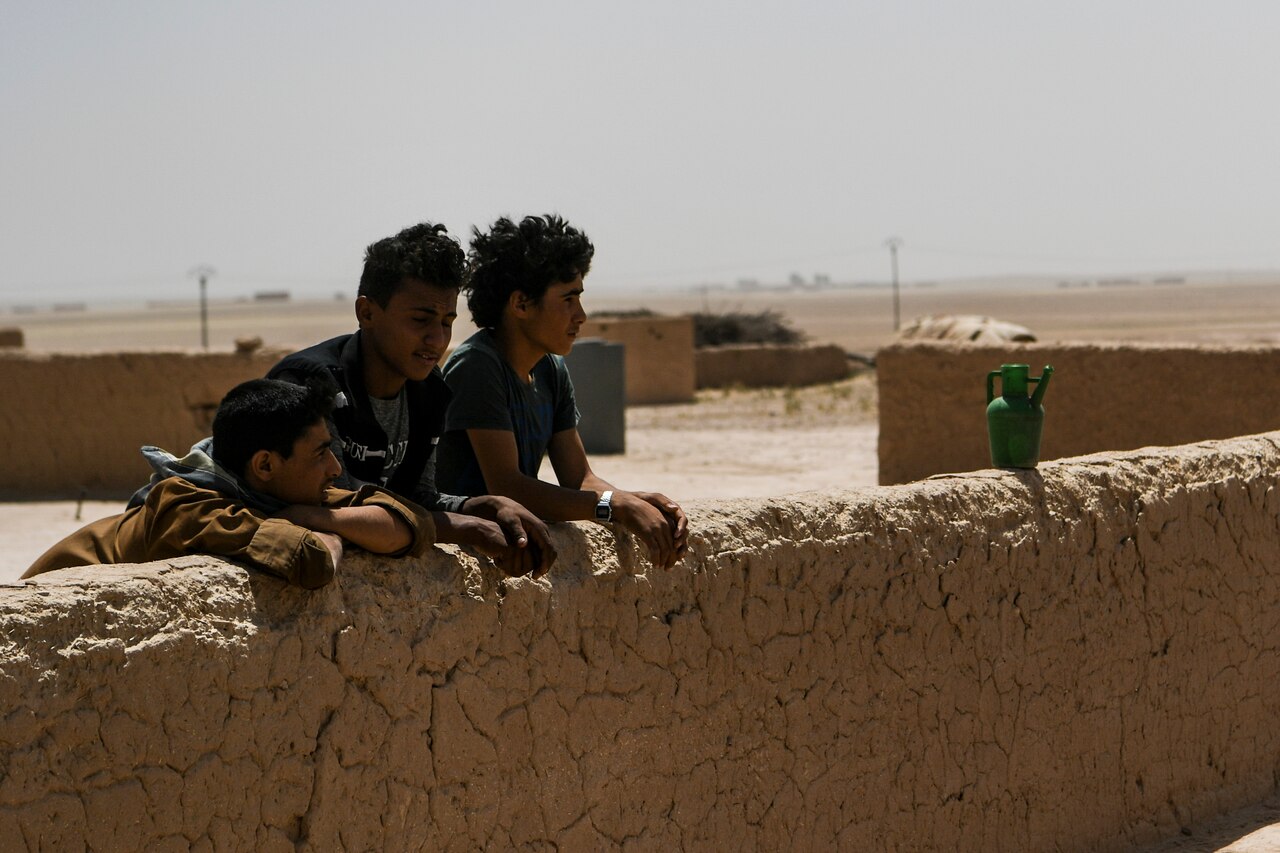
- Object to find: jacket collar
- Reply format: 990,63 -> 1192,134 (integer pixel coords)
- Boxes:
128,437 -> 288,514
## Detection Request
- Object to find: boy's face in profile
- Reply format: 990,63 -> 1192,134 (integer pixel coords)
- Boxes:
521,274 -> 587,357
261,420 -> 343,506
357,277 -> 458,387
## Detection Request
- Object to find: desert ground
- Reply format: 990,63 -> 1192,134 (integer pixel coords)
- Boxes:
4,278 -> 1280,849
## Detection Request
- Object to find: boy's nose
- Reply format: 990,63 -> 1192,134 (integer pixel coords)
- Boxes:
424,323 -> 448,348
324,449 -> 342,477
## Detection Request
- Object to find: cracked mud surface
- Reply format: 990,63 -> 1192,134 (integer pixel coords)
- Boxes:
3,433 -> 1280,850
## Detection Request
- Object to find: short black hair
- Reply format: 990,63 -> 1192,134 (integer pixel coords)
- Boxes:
464,214 -> 595,329
358,221 -> 465,307
212,379 -> 336,477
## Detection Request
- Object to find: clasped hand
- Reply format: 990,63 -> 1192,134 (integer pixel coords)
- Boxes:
610,490 -> 688,570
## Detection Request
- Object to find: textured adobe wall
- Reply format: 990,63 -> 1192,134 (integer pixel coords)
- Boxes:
4,433 -> 1280,851
878,341 -> 1280,484
578,316 -> 695,404
0,350 -> 285,498
695,343 -> 850,389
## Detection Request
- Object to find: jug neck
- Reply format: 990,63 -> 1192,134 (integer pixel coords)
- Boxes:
1000,364 -> 1030,396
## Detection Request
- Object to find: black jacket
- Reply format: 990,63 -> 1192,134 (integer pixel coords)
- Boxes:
267,332 -> 453,503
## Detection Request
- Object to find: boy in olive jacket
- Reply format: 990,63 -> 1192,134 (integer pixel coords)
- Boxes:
24,379 -> 435,588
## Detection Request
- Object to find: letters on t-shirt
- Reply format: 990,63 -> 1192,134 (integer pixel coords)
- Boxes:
342,437 -> 409,484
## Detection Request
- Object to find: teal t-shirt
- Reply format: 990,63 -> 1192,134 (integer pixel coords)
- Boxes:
436,329 -> 580,497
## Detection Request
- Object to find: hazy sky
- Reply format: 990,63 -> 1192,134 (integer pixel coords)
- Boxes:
3,1 -> 1279,302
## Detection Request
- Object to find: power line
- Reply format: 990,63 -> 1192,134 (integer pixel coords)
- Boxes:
884,237 -> 903,332
188,265 -> 216,350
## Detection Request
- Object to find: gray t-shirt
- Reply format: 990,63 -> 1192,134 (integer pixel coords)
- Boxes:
369,389 -> 411,482
436,329 -> 580,497
325,387 -> 466,513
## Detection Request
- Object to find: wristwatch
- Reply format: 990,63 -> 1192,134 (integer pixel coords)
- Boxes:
595,490 -> 613,522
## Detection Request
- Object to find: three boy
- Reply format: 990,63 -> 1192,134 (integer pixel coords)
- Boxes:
26,214 -> 687,583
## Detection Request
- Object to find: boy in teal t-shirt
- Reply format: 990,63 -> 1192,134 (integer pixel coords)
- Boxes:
438,214 -> 687,570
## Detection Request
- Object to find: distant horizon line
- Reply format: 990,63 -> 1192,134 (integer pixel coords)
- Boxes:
3,266 -> 1278,314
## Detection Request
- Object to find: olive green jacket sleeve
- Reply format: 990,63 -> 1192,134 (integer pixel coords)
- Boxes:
324,483 -> 438,559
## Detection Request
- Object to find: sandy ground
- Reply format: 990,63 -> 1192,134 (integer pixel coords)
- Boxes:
5,281 -> 1280,848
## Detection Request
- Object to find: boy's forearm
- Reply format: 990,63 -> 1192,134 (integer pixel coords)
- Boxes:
484,470 -> 604,522
430,511 -> 503,547
280,505 -> 412,554
577,471 -> 615,495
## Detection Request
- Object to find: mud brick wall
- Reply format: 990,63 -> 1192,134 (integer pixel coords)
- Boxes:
695,343 -> 851,389
877,341 -> 1280,484
0,350 -> 285,498
578,316 -> 696,404
3,433 -> 1279,850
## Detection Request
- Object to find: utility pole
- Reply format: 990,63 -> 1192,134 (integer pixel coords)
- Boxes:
884,237 -> 903,332
189,265 -> 216,350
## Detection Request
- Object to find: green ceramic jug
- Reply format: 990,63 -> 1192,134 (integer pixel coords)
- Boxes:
986,363 -> 1054,468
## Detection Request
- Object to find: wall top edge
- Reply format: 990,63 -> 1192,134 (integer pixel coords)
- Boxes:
7,430 -> 1278,610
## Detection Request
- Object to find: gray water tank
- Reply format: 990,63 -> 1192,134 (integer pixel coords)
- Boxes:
563,338 -> 626,454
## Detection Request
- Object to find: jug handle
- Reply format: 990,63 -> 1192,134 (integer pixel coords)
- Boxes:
986,370 -> 1002,404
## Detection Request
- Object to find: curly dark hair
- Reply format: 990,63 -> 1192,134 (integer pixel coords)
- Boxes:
464,214 -> 595,328
359,221 -> 465,306
212,378 -> 335,477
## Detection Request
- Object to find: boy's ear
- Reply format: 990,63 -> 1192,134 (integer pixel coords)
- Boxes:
508,290 -> 533,318
355,295 -> 376,328
246,449 -> 277,483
